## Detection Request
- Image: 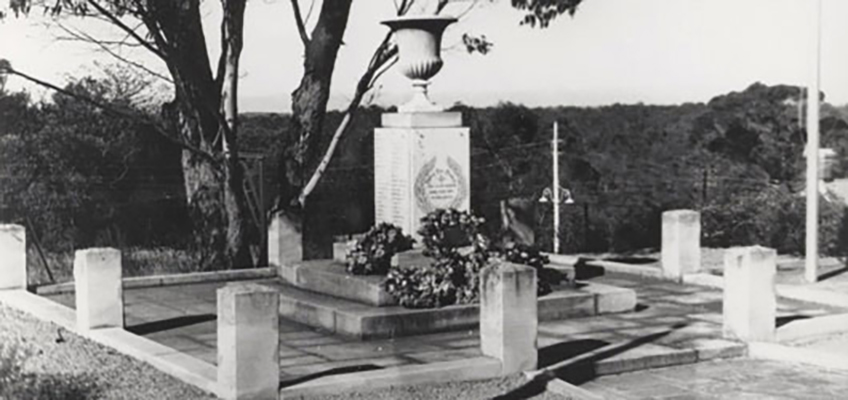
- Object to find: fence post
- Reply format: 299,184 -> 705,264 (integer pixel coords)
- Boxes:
217,282 -> 280,400
0,224 -> 26,290
74,248 -> 123,332
268,212 -> 302,283
480,261 -> 538,374
723,246 -> 776,342
661,210 -> 701,280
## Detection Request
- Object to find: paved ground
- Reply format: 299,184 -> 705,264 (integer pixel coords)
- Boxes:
41,270 -> 848,389
596,248 -> 848,290
578,358 -> 848,399
790,332 -> 848,358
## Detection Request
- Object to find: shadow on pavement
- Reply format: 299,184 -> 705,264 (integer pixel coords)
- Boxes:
819,266 -> 848,282
573,258 -> 605,280
776,314 -> 812,328
126,314 -> 216,335
279,364 -> 383,389
492,323 -> 689,400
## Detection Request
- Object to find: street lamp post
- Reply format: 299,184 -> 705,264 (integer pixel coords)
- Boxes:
540,121 -> 574,254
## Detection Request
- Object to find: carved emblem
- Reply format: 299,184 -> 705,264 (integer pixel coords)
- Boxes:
414,156 -> 468,213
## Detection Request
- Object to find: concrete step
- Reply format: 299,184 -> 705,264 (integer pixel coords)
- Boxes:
291,260 -> 396,307
259,280 -> 637,341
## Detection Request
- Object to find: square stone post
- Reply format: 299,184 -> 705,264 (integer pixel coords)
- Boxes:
480,261 -> 538,374
723,246 -> 776,342
0,224 -> 26,290
217,283 -> 279,400
661,210 -> 701,280
74,248 -> 123,332
268,212 -> 301,283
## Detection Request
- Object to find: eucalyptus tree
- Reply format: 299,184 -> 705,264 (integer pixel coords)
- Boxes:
2,0 -> 254,269
1,0 -> 586,266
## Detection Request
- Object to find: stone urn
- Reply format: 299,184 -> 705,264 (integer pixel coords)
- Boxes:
382,15 -> 457,112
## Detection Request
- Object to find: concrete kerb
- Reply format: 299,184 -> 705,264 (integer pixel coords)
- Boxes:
682,272 -> 848,310
280,356 -> 503,398
0,289 -> 220,396
88,328 -> 219,395
553,255 -> 848,312
0,289 -> 76,330
546,378 -> 606,400
776,313 -> 848,342
545,253 -> 665,280
748,341 -> 848,372
36,267 -> 277,295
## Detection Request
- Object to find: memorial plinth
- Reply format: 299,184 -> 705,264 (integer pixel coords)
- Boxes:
374,112 -> 470,238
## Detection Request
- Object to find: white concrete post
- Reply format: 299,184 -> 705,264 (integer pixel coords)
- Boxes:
0,224 -> 26,290
661,210 -> 701,280
268,212 -> 301,283
480,261 -> 538,374
217,283 -> 280,400
74,248 -> 123,332
723,246 -> 776,342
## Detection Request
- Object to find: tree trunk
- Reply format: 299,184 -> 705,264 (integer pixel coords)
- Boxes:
219,0 -> 253,268
168,104 -> 253,270
152,0 -> 254,269
282,0 -> 353,206
275,0 -> 353,259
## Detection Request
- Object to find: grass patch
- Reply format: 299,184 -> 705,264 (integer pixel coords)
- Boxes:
0,343 -> 101,400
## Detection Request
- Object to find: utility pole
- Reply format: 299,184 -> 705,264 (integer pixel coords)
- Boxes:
805,0 -> 822,284
553,121 -> 561,254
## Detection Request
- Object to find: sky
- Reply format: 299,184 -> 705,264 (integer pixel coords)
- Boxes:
2,0 -> 848,112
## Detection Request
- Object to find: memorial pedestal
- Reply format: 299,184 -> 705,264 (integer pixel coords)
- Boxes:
374,112 -> 470,237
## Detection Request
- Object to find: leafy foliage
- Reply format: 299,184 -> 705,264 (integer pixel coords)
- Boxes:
345,223 -> 414,275
0,72 -> 188,252
702,186 -> 848,257
512,0 -> 584,28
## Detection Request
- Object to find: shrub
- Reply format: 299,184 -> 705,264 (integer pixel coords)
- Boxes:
0,343 -> 100,400
346,223 -> 414,275
702,186 -> 848,256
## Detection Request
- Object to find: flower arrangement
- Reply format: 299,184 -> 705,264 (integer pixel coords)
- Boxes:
345,223 -> 414,275
365,209 -> 561,309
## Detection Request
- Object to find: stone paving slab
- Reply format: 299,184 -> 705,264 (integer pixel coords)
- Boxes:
38,270 -> 848,388
578,358 -> 848,399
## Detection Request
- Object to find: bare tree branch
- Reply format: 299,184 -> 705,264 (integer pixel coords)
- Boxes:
303,0 -> 316,25
0,65 -> 218,164
84,0 -> 167,61
298,33 -> 398,206
291,0 -> 310,46
54,22 -> 173,84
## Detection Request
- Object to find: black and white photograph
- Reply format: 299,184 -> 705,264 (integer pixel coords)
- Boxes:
1,0 -> 848,398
